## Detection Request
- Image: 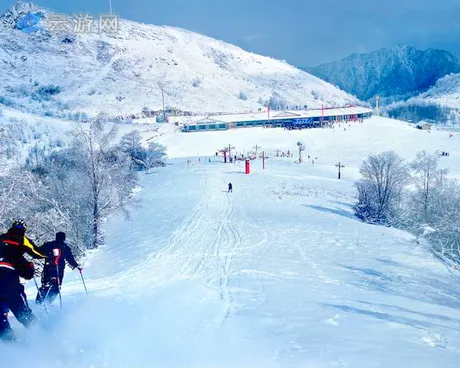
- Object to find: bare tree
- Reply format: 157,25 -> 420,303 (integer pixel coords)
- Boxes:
355,150 -> 460,260
0,115 -> 141,253
119,130 -> 143,170
142,142 -> 166,170
119,131 -> 166,171
424,179 -> 460,260
72,116 -> 138,248
409,151 -> 442,224
356,151 -> 409,224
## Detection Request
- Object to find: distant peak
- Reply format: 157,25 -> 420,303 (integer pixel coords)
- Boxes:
393,44 -> 412,50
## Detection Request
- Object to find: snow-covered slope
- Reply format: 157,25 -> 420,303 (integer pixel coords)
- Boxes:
144,117 -> 460,179
3,116 -> 460,367
0,2 -> 357,118
383,73 -> 459,124
305,45 -> 460,102
409,73 -> 460,109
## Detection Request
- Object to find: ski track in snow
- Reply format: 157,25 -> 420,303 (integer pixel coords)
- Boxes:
6,142 -> 460,367
93,160 -> 460,366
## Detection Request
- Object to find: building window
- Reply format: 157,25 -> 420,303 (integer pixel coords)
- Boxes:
208,124 -> 216,129
218,124 -> 226,129
199,125 -> 206,130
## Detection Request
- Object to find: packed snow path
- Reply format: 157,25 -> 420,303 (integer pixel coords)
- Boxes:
11,157 -> 460,367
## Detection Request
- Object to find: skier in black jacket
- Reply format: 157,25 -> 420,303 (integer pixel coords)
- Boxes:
36,232 -> 81,305
0,237 -> 37,341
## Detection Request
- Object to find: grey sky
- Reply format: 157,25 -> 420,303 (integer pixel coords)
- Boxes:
1,0 -> 459,66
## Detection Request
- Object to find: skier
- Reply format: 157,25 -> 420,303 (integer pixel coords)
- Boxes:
0,219 -> 46,260
0,238 -> 37,342
0,219 -> 46,331
36,232 -> 81,305
228,182 -> 233,193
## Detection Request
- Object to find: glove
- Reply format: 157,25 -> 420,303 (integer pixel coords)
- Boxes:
18,261 -> 35,280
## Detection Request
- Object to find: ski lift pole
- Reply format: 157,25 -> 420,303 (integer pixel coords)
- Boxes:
79,269 -> 88,296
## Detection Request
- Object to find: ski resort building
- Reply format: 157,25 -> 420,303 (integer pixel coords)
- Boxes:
181,106 -> 372,132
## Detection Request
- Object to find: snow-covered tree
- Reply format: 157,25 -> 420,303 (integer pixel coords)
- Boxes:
423,179 -> 460,260
72,116 -> 138,248
355,151 -> 409,225
355,149 -> 460,260
407,151 -> 442,225
119,130 -> 166,171
143,142 -> 167,170
16,116 -> 139,250
120,130 -> 143,163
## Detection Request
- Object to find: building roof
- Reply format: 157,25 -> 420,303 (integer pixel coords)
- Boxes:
195,117 -> 227,124
185,106 -> 372,126
272,111 -> 303,118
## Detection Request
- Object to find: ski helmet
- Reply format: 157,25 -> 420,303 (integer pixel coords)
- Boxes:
11,219 -> 27,232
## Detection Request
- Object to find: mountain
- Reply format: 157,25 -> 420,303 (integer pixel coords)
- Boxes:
304,45 -> 460,103
384,72 -> 460,124
413,72 -> 460,109
0,2 -> 358,120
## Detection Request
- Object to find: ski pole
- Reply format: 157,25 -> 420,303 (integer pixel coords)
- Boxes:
79,269 -> 88,296
33,277 -> 49,316
53,249 -> 63,309
55,267 -> 62,309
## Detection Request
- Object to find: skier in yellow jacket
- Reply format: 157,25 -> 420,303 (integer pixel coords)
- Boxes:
0,219 -> 45,260
0,219 -> 46,341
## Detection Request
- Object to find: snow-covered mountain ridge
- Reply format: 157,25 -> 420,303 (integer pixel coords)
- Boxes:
412,73 -> 460,109
0,2 -> 358,119
305,45 -> 460,103
383,73 -> 460,124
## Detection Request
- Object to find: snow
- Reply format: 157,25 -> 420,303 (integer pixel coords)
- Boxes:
2,116 -> 460,367
384,73 -> 460,120
155,117 -> 460,179
409,73 -> 460,109
0,107 -> 162,166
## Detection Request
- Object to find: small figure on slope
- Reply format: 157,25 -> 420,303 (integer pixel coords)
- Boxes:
228,182 -> 233,193
36,232 -> 81,305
